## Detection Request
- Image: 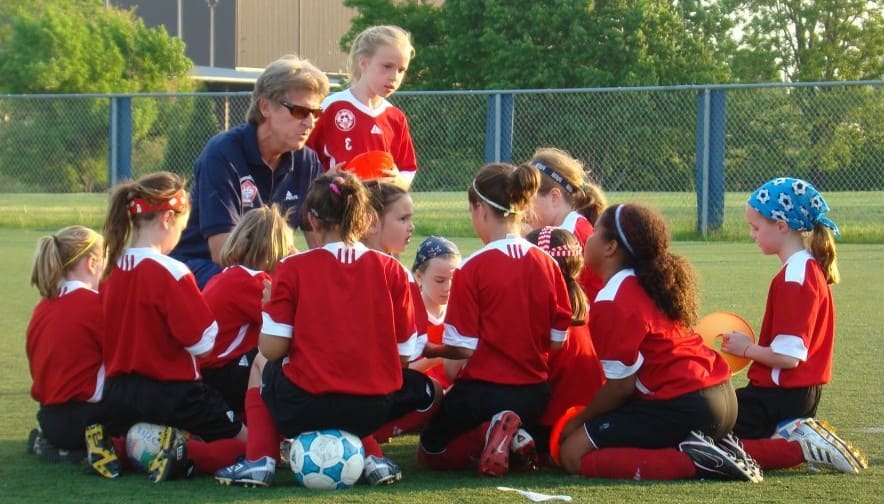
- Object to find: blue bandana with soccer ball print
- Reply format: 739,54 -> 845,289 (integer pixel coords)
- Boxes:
412,236 -> 460,271
748,177 -> 840,237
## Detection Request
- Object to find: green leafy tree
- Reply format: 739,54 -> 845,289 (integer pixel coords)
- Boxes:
725,0 -> 884,188
0,1 -> 192,191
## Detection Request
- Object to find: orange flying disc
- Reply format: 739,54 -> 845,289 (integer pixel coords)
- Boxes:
549,406 -> 581,467
695,311 -> 756,373
343,150 -> 396,181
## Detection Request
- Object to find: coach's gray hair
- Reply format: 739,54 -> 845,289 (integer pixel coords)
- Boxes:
246,55 -> 330,125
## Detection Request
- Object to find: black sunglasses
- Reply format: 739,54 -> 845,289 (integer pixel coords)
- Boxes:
279,101 -> 322,120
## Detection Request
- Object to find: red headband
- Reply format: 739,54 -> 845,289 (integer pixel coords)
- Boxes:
129,189 -> 188,215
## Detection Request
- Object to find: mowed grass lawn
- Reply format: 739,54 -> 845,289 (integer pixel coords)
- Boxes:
0,192 -> 881,503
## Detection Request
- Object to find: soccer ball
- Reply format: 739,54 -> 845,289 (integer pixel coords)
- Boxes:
125,422 -> 165,472
289,429 -> 365,490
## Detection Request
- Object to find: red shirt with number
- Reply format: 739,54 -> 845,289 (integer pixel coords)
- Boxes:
307,89 -> 417,177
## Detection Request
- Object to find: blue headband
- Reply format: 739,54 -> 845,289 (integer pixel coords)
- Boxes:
413,236 -> 460,271
748,177 -> 840,237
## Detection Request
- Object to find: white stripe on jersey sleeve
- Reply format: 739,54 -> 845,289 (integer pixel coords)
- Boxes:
551,328 -> 567,343
186,320 -> 218,356
600,352 -> 644,380
770,334 -> 809,361
398,331 -> 418,359
442,323 -> 478,350
261,312 -> 293,339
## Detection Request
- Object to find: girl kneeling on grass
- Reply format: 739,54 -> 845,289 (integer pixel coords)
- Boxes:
362,181 -> 445,445
93,171 -> 246,483
558,203 -> 763,482
201,205 -> 295,417
417,162 -> 573,478
718,177 -> 868,474
214,173 -> 419,488
26,226 -> 105,464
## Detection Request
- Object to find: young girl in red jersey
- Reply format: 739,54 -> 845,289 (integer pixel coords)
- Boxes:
99,171 -> 246,482
362,182 -> 444,444
524,226 -> 604,462
306,25 -> 418,185
718,177 -> 867,474
558,203 -> 762,482
214,173 -> 418,487
410,236 -> 462,389
527,147 -> 607,298
417,163 -> 573,478
201,205 -> 295,416
26,226 -> 104,463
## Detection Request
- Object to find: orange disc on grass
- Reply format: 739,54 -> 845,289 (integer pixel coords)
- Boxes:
343,150 -> 396,181
695,311 -> 756,373
549,406 -> 581,467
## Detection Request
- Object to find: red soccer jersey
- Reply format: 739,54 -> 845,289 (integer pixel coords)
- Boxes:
590,269 -> 730,400
560,211 -> 604,300
443,236 -> 573,385
101,248 -> 218,382
307,89 -> 417,176
262,242 -> 417,395
201,265 -> 270,369
747,250 -> 835,388
27,281 -> 104,405
540,322 -> 605,426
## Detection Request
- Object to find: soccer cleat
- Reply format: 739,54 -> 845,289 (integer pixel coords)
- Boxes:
84,424 -> 121,478
679,431 -> 763,483
787,418 -> 867,473
147,427 -> 194,483
716,433 -> 755,465
509,428 -> 540,472
363,455 -> 402,486
215,456 -> 276,487
478,410 -> 522,477
26,428 -> 40,455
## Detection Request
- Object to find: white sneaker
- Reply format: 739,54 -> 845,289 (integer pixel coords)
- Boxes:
787,418 -> 867,473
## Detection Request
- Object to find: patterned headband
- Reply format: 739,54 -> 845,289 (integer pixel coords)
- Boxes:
413,236 -> 460,271
531,161 -> 575,194
536,226 -> 582,258
129,189 -> 189,215
748,177 -> 840,237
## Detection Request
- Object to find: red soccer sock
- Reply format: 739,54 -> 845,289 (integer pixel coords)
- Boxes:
373,402 -> 441,443
417,421 -> 488,471
111,436 -> 133,471
244,387 -> 281,461
360,435 -> 384,458
187,437 -> 246,474
579,447 -> 697,480
741,438 -> 804,470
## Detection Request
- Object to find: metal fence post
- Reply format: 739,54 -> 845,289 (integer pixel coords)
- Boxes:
108,96 -> 133,187
695,89 -> 725,236
484,93 -> 513,163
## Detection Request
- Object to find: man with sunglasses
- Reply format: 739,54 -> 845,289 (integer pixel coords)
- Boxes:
172,55 -> 330,288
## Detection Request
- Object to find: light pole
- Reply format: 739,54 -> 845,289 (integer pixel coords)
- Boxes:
206,0 -> 219,67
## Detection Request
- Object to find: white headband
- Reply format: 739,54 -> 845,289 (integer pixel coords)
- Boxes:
471,179 -> 520,217
614,205 -> 635,257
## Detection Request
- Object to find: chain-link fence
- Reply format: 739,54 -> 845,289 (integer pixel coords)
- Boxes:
0,81 -> 881,195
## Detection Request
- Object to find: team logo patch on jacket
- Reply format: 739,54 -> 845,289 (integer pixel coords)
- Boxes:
241,178 -> 258,207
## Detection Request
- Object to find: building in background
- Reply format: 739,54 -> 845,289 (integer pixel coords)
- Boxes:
110,0 -> 355,89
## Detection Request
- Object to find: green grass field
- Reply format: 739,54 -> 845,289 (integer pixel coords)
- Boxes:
0,193 -> 882,502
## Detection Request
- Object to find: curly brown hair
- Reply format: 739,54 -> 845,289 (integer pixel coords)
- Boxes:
598,203 -> 699,326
